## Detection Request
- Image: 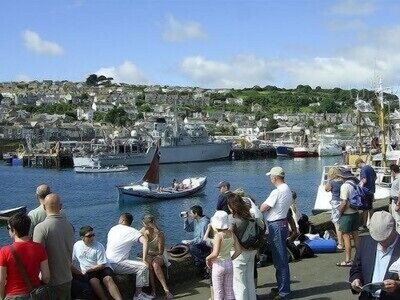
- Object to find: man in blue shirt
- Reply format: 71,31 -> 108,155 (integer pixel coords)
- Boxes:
355,158 -> 377,230
182,205 -> 211,277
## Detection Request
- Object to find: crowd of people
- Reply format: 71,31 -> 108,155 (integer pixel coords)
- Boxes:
3,160 -> 400,300
0,184 -> 172,300
325,159 -> 400,299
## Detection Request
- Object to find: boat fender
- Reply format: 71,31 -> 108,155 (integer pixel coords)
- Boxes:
167,244 -> 190,259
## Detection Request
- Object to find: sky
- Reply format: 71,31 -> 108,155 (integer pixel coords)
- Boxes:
1,0 -> 400,89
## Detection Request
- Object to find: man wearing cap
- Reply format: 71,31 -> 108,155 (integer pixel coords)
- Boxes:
355,158 -> 377,230
216,181 -> 232,214
349,211 -> 400,299
337,168 -> 360,267
260,167 -> 292,300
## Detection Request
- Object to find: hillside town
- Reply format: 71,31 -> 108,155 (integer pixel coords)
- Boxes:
0,78 -> 390,147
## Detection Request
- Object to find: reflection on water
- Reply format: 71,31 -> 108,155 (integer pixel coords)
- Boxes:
0,157 -> 340,245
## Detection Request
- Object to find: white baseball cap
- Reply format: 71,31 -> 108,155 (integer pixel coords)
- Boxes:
266,166 -> 285,177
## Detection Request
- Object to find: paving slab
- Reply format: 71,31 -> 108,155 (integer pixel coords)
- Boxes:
166,251 -> 358,300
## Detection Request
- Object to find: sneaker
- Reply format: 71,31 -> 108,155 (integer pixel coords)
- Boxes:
271,287 -> 279,294
133,292 -> 154,300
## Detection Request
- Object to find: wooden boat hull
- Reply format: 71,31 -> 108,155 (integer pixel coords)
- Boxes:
0,206 -> 27,222
117,177 -> 207,201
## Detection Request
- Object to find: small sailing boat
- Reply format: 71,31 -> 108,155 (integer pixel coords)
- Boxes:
116,145 -> 207,201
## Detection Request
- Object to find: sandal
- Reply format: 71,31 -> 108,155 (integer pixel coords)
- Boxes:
336,245 -> 344,251
336,261 -> 352,267
165,291 -> 174,299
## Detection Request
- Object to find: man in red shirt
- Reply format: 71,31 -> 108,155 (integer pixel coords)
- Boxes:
0,212 -> 50,299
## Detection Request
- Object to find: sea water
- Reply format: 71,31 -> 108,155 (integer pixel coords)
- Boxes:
0,156 -> 340,246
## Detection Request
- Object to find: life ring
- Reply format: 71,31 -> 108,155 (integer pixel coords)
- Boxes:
167,244 -> 190,259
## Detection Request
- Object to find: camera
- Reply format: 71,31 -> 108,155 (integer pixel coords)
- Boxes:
180,211 -> 188,218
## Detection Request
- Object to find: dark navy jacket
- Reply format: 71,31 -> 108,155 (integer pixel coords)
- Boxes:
349,234 -> 400,300
216,191 -> 232,214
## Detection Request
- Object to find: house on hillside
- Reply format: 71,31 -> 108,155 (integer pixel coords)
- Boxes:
76,107 -> 94,121
92,102 -> 114,113
226,97 -> 244,105
251,103 -> 262,113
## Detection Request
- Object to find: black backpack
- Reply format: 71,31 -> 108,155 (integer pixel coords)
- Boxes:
238,218 -> 266,249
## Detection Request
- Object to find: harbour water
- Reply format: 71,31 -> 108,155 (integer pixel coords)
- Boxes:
0,156 -> 340,246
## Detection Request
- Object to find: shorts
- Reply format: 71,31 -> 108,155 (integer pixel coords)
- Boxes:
86,267 -> 114,281
338,213 -> 359,233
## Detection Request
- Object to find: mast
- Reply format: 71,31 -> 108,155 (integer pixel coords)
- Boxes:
377,78 -> 387,167
356,94 -> 362,155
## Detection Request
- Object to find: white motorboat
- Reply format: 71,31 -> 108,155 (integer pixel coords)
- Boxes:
116,145 -> 207,201
312,165 -> 391,214
317,134 -> 343,157
318,143 -> 342,157
75,165 -> 128,173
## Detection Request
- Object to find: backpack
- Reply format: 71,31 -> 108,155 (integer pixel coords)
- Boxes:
239,218 -> 266,249
347,181 -> 373,210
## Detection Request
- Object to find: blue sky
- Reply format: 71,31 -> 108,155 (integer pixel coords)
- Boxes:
1,0 -> 400,89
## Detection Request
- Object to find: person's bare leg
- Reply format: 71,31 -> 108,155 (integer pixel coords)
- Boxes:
148,260 -> 157,296
152,257 -> 171,295
334,223 -> 344,248
89,278 -> 108,300
342,233 -> 352,263
103,276 -> 122,300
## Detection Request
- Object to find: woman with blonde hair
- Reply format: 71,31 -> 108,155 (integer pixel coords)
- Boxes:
325,166 -> 344,250
140,215 -> 173,299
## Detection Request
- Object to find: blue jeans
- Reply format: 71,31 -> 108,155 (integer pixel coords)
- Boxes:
268,220 -> 291,297
189,242 -> 211,269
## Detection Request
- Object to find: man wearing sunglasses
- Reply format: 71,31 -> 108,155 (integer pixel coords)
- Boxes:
72,226 -> 122,300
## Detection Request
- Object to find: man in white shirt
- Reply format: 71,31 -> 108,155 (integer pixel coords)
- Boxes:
72,226 -> 122,300
260,167 -> 292,300
105,213 -> 151,300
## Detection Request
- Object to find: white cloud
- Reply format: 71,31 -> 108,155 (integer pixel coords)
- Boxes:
22,30 -> 64,56
15,74 -> 32,82
180,55 -> 277,88
94,61 -> 148,84
330,0 -> 375,16
179,24 -> 400,89
162,15 -> 207,42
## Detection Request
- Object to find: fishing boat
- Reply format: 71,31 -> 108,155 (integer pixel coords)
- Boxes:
0,206 -> 27,221
293,146 -> 318,157
74,165 -> 128,173
116,145 -> 207,201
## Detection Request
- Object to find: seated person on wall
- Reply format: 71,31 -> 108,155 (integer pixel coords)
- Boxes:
182,205 -> 211,275
72,226 -> 123,300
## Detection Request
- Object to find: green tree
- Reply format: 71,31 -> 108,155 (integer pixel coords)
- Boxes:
139,104 -> 152,113
86,74 -> 98,86
266,118 -> 279,131
319,98 -> 339,113
104,107 -> 130,126
306,119 -> 315,128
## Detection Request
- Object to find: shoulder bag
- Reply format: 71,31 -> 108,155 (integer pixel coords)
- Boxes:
10,245 -> 49,300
